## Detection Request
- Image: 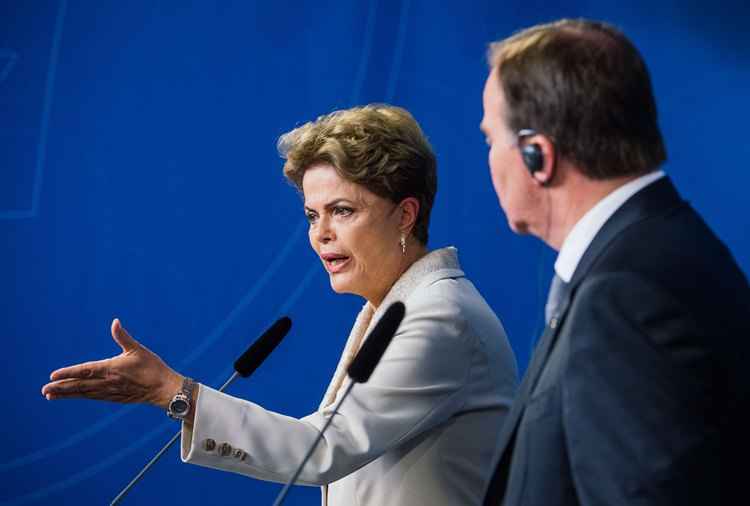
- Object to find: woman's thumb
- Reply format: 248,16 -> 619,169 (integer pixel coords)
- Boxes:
111,318 -> 139,352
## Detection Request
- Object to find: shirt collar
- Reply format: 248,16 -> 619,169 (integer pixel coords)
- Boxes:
554,170 -> 666,282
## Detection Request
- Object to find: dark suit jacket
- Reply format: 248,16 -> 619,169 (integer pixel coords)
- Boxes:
484,177 -> 750,505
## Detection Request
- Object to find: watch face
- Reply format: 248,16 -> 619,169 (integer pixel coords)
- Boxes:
171,399 -> 189,414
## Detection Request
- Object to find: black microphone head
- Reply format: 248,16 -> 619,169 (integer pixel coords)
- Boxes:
347,301 -> 405,383
234,316 -> 292,377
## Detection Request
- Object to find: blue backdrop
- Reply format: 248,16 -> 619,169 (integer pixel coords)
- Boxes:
2,1 -> 749,504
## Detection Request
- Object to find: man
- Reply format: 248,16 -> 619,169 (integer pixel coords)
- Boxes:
479,19 -> 750,505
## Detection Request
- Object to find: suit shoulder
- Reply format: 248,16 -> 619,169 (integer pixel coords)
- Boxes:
595,204 -> 742,281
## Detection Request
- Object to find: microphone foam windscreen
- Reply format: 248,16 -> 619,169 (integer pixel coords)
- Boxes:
347,301 -> 405,383
234,316 -> 292,377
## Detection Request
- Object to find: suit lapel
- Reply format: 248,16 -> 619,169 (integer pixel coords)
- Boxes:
493,263 -> 583,444
483,286 -> 573,505
484,177 -> 685,505
569,177 -> 684,287
518,179 -> 683,399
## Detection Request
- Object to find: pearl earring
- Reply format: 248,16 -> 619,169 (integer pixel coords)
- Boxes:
400,235 -> 407,255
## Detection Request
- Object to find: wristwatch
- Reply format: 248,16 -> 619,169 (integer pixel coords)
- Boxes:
167,377 -> 196,420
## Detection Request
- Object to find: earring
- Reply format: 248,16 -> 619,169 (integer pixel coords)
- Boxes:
400,235 -> 407,256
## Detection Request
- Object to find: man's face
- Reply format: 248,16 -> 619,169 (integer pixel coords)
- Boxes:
480,67 -> 545,236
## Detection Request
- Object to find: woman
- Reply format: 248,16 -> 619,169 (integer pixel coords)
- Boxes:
42,105 -> 518,505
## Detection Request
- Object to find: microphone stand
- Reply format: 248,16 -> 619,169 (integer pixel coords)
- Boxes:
110,371 -> 240,505
271,381 -> 355,506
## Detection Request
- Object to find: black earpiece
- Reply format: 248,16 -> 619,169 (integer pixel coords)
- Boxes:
521,143 -> 544,174
517,129 -> 544,176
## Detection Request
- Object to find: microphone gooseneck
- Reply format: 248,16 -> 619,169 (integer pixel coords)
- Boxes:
271,302 -> 406,506
110,316 -> 293,505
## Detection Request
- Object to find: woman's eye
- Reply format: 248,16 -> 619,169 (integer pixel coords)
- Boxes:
333,206 -> 354,217
305,212 -> 318,224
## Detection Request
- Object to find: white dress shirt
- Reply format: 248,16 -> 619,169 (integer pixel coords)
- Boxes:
554,171 -> 666,282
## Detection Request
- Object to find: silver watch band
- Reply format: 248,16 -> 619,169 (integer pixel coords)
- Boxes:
181,377 -> 196,398
167,377 -> 195,419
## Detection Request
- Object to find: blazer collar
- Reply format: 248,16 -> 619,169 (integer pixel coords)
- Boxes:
568,176 -> 685,290
318,247 -> 464,411
371,246 -> 464,323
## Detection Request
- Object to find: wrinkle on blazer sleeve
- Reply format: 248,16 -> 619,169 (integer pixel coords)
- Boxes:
181,287 -> 475,486
561,272 -> 718,506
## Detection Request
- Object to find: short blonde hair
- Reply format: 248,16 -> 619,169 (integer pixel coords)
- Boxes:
278,104 -> 437,244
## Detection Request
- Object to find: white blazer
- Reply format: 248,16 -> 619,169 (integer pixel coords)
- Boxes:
181,247 -> 518,505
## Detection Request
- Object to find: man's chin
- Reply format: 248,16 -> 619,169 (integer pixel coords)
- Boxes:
508,219 -> 530,235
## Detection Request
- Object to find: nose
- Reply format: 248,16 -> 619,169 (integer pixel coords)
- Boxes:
314,215 -> 335,244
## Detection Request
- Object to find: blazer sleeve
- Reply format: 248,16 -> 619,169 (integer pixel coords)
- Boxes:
181,289 -> 476,485
561,272 -> 718,505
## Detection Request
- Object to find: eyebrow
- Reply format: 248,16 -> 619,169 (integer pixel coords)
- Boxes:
304,198 -> 356,213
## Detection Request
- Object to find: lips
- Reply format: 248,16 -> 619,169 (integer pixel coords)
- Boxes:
320,252 -> 351,274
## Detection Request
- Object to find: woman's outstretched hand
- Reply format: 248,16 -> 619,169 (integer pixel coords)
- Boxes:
41,318 -> 183,410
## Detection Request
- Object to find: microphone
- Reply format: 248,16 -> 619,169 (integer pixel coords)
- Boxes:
346,302 -> 404,383
110,316 -> 292,505
272,302 -> 406,506
235,316 -> 292,377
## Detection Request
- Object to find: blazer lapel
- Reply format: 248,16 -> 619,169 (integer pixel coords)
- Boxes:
318,247 -> 464,506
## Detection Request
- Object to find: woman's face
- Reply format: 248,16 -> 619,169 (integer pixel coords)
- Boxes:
302,163 -> 405,306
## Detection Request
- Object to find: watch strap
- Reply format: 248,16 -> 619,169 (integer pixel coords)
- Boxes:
167,376 -> 195,419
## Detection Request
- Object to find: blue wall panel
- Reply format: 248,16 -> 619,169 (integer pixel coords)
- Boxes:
2,1 -> 748,504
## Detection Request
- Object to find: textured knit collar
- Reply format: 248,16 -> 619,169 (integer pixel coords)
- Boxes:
369,246 -> 462,327
318,246 -> 463,410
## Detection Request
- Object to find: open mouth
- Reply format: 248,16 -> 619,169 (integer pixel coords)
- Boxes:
321,253 -> 351,273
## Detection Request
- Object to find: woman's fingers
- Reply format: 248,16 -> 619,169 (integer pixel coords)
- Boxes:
43,378 -> 101,399
49,359 -> 109,381
43,319 -> 177,406
42,377 -> 145,403
42,361 -> 109,398
47,319 -> 139,383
